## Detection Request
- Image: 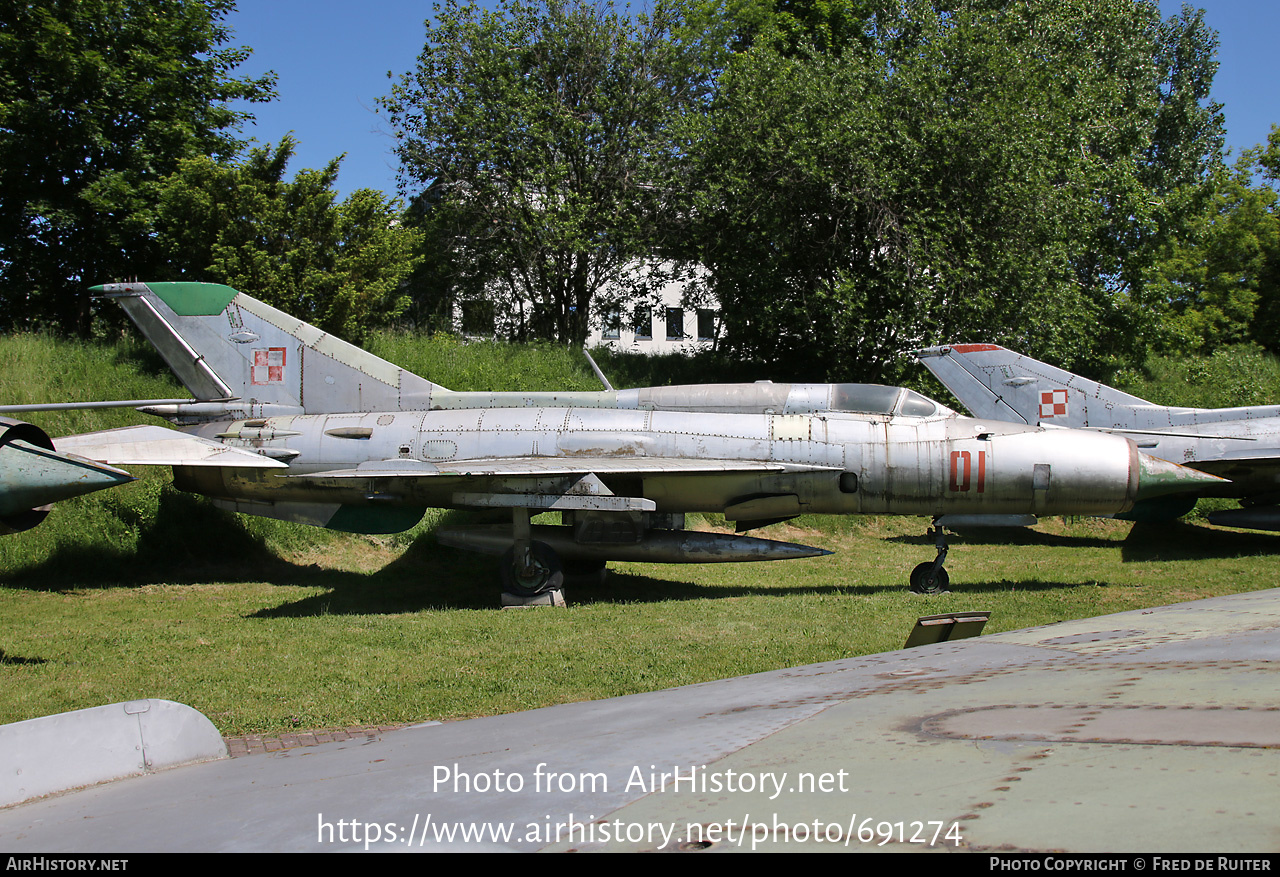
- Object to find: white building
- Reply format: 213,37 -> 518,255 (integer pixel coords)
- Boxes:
587,262 -> 717,354
456,260 -> 718,354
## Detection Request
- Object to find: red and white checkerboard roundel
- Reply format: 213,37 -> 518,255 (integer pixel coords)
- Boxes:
1039,388 -> 1068,418
251,347 -> 285,385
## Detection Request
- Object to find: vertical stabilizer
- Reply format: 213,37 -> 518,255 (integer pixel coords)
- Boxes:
916,344 -> 1154,428
93,282 -> 444,415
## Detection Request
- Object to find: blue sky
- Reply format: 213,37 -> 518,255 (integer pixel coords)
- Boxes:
225,1 -> 1280,201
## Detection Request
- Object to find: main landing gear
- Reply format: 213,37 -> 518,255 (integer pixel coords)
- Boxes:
909,521 -> 950,595
499,544 -> 610,607
500,509 -> 567,606
500,540 -> 565,605
499,509 -> 615,606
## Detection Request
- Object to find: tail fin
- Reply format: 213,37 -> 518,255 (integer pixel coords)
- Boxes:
92,282 -> 444,417
915,344 -> 1153,427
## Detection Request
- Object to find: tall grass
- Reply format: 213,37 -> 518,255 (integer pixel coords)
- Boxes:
0,334 -> 183,434
366,332 -> 604,392
1115,344 -> 1280,409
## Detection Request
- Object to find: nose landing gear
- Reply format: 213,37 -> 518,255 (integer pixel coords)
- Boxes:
909,522 -> 950,594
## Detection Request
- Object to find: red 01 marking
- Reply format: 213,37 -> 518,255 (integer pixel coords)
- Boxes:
949,450 -> 986,493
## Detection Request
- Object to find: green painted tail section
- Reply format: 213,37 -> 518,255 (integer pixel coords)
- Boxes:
145,283 -> 240,316
94,281 -> 445,414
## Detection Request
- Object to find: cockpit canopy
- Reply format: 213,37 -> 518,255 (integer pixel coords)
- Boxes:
826,384 -> 945,418
630,382 -> 951,418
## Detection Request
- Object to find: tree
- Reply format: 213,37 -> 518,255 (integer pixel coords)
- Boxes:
0,0 -> 274,336
1248,127 -> 1280,352
1145,155 -> 1278,352
154,138 -> 422,343
1145,124 -> 1280,355
381,0 -> 711,345
684,0 -> 1224,381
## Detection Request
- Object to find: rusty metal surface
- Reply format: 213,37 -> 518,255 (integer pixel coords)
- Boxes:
0,588 -> 1277,852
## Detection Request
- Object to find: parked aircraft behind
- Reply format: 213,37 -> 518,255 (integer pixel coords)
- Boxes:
916,343 -> 1280,530
0,417 -> 134,535
37,284 -> 1220,599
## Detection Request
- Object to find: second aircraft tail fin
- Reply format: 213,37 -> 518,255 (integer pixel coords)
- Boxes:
916,344 -> 1153,427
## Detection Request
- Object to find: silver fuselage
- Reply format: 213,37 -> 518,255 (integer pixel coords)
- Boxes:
916,344 -> 1280,500
1056,404 -> 1280,495
173,407 -> 1142,520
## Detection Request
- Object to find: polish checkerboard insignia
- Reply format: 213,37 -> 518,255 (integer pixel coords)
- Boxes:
251,347 -> 285,385
1039,388 -> 1067,418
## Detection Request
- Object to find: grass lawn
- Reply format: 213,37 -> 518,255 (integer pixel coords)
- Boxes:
1,510 -> 1274,737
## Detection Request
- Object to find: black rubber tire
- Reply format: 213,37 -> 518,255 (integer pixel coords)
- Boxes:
500,541 -> 565,597
909,562 -> 950,595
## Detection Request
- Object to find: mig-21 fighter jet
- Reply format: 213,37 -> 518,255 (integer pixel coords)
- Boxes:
21,283 -> 1221,600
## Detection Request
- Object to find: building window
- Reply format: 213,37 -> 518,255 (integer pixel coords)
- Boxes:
634,306 -> 652,340
665,307 -> 684,340
602,309 -> 621,340
697,309 -> 717,341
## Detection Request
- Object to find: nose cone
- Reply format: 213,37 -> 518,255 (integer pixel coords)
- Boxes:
1134,453 -> 1227,501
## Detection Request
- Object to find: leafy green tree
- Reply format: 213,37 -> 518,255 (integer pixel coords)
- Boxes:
381,0 -> 711,345
395,180 -> 488,334
1244,127 -> 1280,354
685,0 -> 1223,381
0,0 -> 274,336
155,138 -> 422,343
1145,145 -> 1279,353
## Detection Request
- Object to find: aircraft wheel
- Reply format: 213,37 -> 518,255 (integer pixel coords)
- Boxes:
909,562 -> 950,595
563,558 -> 608,587
501,541 -> 565,597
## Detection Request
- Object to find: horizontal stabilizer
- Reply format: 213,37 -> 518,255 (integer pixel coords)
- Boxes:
55,426 -> 288,469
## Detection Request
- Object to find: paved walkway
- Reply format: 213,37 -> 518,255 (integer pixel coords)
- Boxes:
223,724 -> 409,757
